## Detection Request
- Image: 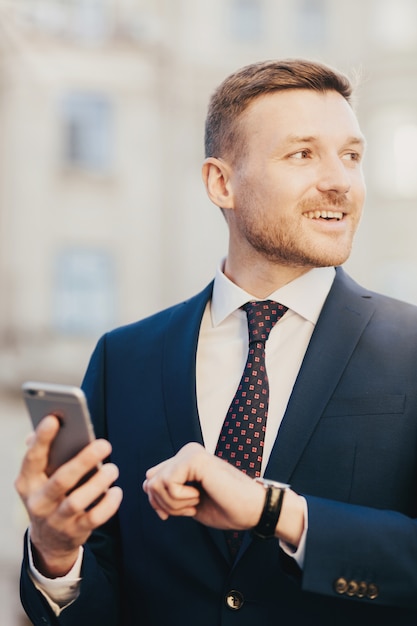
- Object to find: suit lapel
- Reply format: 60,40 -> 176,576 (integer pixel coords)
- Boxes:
264,267 -> 376,483
162,282 -> 213,452
162,281 -> 231,562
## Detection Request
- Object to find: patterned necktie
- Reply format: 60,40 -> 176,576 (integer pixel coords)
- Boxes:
215,300 -> 288,555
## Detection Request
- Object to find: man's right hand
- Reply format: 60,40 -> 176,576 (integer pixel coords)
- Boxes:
15,415 -> 123,578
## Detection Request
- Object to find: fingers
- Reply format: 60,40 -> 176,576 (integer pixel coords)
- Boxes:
25,432 -> 36,447
44,438 -> 112,501
59,463 -> 119,516
16,415 -> 115,527
20,415 -> 61,478
85,485 -> 123,528
51,481 -> 123,540
143,447 -> 203,520
54,482 -> 123,535
17,429 -> 112,506
15,415 -> 61,502
24,460 -> 123,574
144,478 -> 200,520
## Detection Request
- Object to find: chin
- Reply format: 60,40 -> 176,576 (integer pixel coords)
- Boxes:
306,240 -> 353,268
314,253 -> 351,268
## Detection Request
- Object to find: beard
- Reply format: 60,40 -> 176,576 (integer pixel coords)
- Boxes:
233,190 -> 359,269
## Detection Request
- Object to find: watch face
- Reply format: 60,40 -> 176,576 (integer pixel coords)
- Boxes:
256,478 -> 290,490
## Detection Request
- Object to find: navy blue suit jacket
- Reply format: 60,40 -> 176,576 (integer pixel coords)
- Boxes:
21,268 -> 417,625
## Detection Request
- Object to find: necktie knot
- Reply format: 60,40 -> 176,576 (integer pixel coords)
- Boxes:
243,300 -> 288,344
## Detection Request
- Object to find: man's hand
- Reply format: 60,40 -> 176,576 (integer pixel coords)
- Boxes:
15,415 -> 123,578
143,442 -> 304,546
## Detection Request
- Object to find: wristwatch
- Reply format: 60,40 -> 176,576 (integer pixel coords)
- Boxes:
252,478 -> 290,539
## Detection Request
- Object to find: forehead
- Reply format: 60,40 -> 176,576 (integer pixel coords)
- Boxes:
240,89 -> 364,148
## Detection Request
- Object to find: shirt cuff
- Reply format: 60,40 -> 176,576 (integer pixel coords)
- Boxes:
27,530 -> 83,616
279,496 -> 308,569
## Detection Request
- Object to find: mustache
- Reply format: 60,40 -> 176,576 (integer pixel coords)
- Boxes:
299,192 -> 350,211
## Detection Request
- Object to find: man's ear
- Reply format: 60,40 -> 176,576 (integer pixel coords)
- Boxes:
202,157 -> 234,210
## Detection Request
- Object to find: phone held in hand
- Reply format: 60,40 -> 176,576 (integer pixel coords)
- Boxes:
22,381 -> 98,476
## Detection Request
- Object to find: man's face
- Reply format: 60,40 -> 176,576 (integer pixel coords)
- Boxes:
226,89 -> 366,270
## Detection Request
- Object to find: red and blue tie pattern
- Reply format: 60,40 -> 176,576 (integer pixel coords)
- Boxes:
215,300 -> 287,555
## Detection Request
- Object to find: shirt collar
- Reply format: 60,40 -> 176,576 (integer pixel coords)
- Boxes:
211,262 -> 336,327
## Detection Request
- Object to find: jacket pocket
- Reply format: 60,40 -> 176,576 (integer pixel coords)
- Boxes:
323,394 -> 405,417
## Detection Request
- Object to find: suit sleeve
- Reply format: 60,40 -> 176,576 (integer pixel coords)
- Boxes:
301,495 -> 417,609
20,530 -> 122,626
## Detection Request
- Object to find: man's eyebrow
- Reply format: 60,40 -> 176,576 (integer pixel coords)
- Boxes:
284,135 -> 317,145
284,134 -> 367,148
345,135 -> 367,149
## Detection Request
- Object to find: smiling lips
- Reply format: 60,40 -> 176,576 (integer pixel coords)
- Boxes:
303,210 -> 344,221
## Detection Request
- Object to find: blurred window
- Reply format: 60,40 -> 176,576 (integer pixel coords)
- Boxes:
53,249 -> 116,335
15,0 -> 111,41
231,0 -> 263,41
368,108 -> 417,198
297,0 -> 327,45
73,0 -> 111,42
61,92 -> 113,172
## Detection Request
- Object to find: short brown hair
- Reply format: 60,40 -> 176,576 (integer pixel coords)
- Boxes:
204,59 -> 353,161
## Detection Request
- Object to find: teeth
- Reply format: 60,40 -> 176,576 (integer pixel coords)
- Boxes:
304,210 -> 343,220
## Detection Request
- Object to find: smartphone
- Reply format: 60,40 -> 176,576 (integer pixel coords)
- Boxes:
22,381 -> 97,476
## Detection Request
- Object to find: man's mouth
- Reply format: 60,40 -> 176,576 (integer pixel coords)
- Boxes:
303,210 -> 344,221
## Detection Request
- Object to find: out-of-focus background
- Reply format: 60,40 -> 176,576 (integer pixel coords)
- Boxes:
2,0 -> 417,623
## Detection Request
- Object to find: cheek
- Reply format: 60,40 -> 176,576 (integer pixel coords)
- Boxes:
260,178 -> 301,206
234,169 -> 311,215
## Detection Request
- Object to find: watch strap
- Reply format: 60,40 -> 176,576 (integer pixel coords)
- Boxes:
252,484 -> 286,539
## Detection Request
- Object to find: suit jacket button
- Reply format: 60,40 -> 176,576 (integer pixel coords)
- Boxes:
347,580 -> 359,596
356,581 -> 368,598
334,577 -> 348,595
225,590 -> 244,610
367,583 -> 379,600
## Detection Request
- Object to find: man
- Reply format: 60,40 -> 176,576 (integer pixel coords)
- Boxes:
16,59 -> 417,625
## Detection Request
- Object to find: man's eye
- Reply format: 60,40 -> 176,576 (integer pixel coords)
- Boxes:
291,150 -> 310,159
342,152 -> 361,162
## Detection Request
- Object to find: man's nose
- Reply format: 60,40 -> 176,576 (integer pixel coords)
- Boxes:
316,155 -> 351,194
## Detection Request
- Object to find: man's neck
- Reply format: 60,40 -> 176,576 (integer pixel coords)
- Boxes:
223,256 -> 312,298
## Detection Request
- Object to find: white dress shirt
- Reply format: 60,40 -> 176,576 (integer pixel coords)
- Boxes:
29,264 -> 336,614
197,264 -> 336,468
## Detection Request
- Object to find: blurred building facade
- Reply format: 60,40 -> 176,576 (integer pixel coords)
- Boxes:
1,0 -> 417,388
